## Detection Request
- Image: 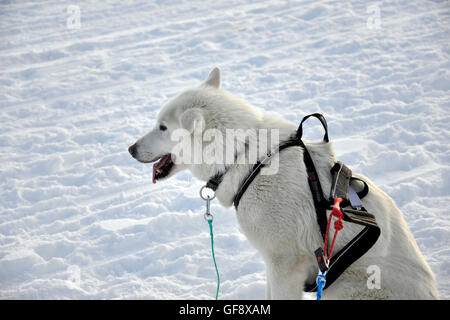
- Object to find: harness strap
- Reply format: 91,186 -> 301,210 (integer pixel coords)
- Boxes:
330,162 -> 352,202
206,112 -> 380,294
206,172 -> 225,191
296,113 -> 329,143
298,139 -> 329,239
351,177 -> 369,199
233,138 -> 300,208
304,219 -> 380,292
297,115 -> 381,292
296,113 -> 331,239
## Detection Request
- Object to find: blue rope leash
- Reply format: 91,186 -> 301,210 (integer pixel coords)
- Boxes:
316,273 -> 326,300
207,218 -> 220,300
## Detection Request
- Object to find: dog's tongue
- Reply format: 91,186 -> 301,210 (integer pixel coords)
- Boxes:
152,154 -> 171,184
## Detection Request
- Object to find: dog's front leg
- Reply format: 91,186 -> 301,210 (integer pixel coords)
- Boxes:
265,255 -> 307,300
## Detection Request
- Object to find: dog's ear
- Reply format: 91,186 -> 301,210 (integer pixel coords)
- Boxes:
179,108 -> 205,135
202,67 -> 220,88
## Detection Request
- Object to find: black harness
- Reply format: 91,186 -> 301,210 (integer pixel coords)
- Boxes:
206,113 -> 381,292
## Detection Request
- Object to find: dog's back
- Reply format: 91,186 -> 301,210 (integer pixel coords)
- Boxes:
236,139 -> 439,299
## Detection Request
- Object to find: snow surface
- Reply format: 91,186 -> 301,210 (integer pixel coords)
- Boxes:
0,0 -> 449,299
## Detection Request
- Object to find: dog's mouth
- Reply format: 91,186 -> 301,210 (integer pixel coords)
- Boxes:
152,154 -> 174,184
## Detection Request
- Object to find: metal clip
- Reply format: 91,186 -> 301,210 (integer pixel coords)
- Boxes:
204,196 -> 213,222
200,185 -> 216,222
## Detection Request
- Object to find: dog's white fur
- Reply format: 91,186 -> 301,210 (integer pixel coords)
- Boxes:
131,68 -> 439,299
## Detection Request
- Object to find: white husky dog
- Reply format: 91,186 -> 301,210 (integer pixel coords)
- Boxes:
129,68 -> 439,299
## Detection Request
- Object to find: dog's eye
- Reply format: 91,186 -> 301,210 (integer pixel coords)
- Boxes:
159,124 -> 167,131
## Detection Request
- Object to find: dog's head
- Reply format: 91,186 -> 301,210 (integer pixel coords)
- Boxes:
129,67 -> 293,188
129,67 -> 231,183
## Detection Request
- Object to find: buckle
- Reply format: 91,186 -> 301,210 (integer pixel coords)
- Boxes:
314,247 -> 329,274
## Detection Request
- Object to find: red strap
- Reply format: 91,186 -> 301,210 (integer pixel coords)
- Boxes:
323,198 -> 344,261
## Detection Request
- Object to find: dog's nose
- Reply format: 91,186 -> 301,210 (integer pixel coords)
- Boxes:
128,143 -> 137,158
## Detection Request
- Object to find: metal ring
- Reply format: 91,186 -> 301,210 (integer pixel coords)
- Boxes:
199,185 -> 216,201
204,213 -> 213,222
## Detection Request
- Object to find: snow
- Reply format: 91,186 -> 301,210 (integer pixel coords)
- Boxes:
0,0 -> 449,299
